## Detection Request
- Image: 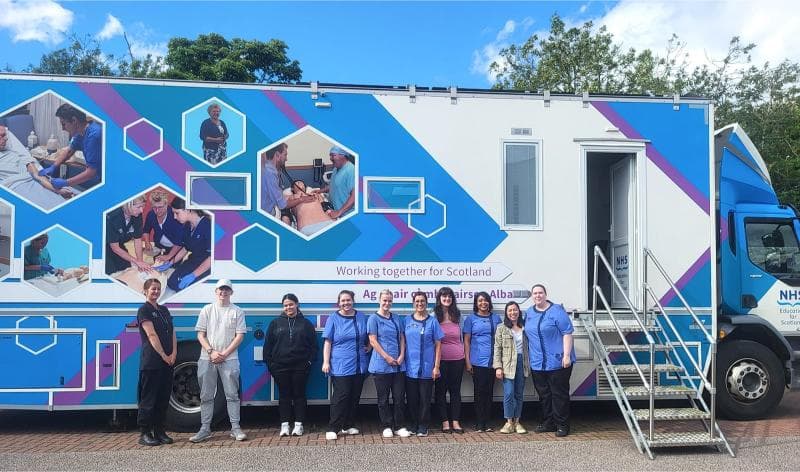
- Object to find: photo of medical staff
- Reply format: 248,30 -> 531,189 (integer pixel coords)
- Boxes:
0,201 -> 11,278
0,92 -> 103,211
22,228 -> 90,297
258,128 -> 356,238
105,188 -> 213,299
182,99 -> 244,167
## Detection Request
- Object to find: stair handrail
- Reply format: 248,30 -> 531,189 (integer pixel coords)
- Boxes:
593,245 -> 658,440
642,248 -> 718,439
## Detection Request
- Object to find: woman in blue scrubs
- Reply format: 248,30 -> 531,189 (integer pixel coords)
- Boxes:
322,290 -> 370,440
404,291 -> 443,437
368,289 -> 411,438
463,291 -> 502,432
525,284 -> 575,437
162,198 -> 211,292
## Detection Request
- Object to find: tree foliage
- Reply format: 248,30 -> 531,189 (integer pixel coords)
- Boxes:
492,14 -> 800,206
161,33 -> 301,83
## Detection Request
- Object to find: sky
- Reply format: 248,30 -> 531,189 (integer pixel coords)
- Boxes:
0,0 -> 798,89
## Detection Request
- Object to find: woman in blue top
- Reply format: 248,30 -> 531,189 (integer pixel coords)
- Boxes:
463,291 -> 502,432
367,289 -> 411,438
404,291 -> 444,437
322,290 -> 370,441
163,198 -> 211,292
524,284 -> 575,437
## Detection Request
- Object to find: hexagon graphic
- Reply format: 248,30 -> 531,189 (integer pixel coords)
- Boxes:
0,197 -> 14,281
0,90 -> 105,213
16,316 -> 58,356
233,224 -> 279,273
257,125 -> 358,241
123,118 -> 163,160
21,225 -> 91,298
182,97 -> 246,168
408,194 -> 447,238
103,184 -> 214,301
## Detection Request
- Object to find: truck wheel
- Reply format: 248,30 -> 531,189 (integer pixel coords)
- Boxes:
164,343 -> 227,432
716,340 -> 784,420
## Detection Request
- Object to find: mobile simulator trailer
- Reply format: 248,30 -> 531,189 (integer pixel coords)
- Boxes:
0,75 -> 797,450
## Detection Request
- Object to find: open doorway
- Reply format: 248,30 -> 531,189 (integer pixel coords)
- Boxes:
587,151 -> 636,309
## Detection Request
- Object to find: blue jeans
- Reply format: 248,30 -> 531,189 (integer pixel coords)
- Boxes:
502,354 -> 525,419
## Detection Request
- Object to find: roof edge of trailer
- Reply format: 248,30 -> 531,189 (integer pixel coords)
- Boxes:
0,72 -> 713,104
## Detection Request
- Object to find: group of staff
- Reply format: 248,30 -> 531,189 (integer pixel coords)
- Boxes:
262,285 -> 576,440
134,280 -> 575,445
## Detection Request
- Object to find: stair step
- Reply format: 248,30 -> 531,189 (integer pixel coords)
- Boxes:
594,321 -> 661,333
632,407 -> 710,421
605,344 -> 672,352
624,385 -> 695,397
612,363 -> 682,374
645,431 -> 726,448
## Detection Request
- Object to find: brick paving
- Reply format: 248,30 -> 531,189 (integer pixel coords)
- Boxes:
0,391 -> 797,454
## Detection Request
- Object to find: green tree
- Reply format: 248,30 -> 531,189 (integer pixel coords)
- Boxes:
28,34 -> 116,76
161,33 -> 301,83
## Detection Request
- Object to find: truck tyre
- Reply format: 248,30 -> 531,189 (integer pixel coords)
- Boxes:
164,343 -> 227,432
716,340 -> 784,420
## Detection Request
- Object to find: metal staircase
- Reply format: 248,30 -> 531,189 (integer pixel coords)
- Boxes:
584,246 -> 735,459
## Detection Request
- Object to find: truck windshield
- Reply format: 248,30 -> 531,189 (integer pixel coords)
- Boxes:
745,220 -> 800,278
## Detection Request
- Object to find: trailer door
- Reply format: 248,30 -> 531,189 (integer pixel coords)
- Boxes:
610,157 -> 635,307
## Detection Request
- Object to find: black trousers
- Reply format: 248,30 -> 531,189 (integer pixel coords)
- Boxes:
531,365 -> 573,427
272,369 -> 310,423
137,366 -> 173,431
435,359 -> 464,424
405,376 -> 434,431
472,365 -> 495,429
329,374 -> 365,432
373,372 -> 406,429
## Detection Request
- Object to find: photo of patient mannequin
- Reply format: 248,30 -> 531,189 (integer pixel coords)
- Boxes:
259,127 -> 356,238
22,228 -> 90,298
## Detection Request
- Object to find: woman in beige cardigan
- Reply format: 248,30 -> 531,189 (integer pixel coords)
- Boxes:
493,301 -> 530,434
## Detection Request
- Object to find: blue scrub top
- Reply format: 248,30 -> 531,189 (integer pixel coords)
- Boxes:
367,312 -> 405,374
142,207 -> 183,248
323,311 -> 370,376
462,313 -> 502,368
180,216 -> 211,263
70,121 -> 102,186
524,303 -> 576,371
330,160 -> 354,213
403,314 -> 444,379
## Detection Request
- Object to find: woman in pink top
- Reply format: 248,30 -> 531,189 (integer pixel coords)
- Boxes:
433,287 -> 465,434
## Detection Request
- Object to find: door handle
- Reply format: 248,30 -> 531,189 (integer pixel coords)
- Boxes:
742,294 -> 758,309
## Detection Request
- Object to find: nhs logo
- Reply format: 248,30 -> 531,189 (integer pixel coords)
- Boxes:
778,290 -> 800,306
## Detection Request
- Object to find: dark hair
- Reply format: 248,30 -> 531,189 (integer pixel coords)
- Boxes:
282,293 -> 299,304
411,291 -> 428,304
55,103 -> 87,123
531,284 -> 547,294
473,291 -> 493,314
337,290 -> 355,303
265,142 -> 288,161
143,278 -> 162,291
503,301 -> 524,328
169,196 -> 205,216
434,286 -> 461,323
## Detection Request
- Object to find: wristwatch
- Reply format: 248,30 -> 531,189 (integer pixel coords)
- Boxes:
206,348 -> 213,355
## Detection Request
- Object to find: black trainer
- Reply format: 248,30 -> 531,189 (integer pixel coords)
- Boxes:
154,429 -> 174,445
555,425 -> 570,437
138,431 -> 160,446
534,422 -> 557,433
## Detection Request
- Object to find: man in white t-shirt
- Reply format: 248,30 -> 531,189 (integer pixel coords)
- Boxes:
189,279 -> 248,442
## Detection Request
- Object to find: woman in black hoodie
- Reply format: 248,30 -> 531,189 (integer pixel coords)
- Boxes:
264,293 -> 318,437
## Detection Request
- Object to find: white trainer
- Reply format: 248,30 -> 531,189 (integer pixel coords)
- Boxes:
325,431 -> 338,440
279,422 -> 290,437
394,428 -> 411,438
340,427 -> 360,435
291,422 -> 304,436
382,427 -> 393,438
230,428 -> 247,441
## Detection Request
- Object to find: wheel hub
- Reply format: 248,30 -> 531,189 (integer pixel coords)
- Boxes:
726,359 -> 768,402
169,361 -> 201,414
